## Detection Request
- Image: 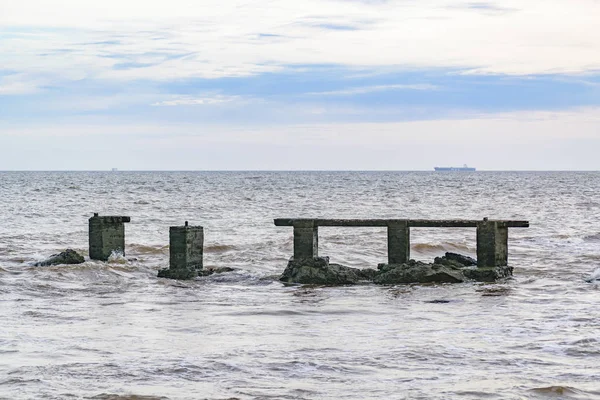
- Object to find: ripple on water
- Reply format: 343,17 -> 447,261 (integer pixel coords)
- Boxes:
528,386 -> 593,399
90,395 -> 169,400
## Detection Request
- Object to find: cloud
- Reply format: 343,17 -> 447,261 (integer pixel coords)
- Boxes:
309,23 -> 360,31
151,94 -> 241,106
1,1 -> 599,170
451,2 -> 519,15
0,73 -> 46,95
306,84 -> 438,96
1,0 -> 600,91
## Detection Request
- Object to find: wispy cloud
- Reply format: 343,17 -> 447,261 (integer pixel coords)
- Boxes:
305,23 -> 361,31
0,81 -> 39,95
0,74 -> 46,95
452,2 -> 519,15
152,95 -> 241,106
2,0 -> 600,86
306,84 -> 438,96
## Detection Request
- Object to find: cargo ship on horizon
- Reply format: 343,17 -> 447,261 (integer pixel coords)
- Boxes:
434,164 -> 476,171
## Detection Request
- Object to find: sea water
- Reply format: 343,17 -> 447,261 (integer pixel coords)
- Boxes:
1,171 -> 599,399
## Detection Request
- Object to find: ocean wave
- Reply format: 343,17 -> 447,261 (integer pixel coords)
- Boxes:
583,233 -> 600,242
90,394 -> 168,400
128,244 -> 168,255
529,386 -> 586,396
0,377 -> 43,386
585,267 -> 600,282
107,251 -> 128,264
205,244 -> 237,253
576,201 -> 600,208
37,261 -> 140,274
412,242 -> 472,254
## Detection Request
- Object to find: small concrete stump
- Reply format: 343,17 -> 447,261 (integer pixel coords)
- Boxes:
89,213 -> 131,261
158,221 -> 203,280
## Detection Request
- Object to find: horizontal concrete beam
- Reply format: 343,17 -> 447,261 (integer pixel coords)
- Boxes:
90,213 -> 131,223
274,218 -> 529,228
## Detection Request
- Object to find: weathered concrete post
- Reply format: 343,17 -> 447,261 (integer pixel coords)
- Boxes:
387,221 -> 410,264
293,220 -> 318,259
158,221 -> 204,280
170,221 -> 204,271
89,213 -> 131,261
476,218 -> 508,268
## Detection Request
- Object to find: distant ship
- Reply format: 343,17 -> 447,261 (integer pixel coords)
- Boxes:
434,164 -> 476,172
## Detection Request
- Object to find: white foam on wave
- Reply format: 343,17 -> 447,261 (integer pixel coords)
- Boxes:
107,251 -> 128,264
586,267 -> 600,282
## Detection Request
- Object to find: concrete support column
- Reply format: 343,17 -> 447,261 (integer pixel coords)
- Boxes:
476,218 -> 508,268
387,221 -> 410,264
89,213 -> 131,261
169,221 -> 204,272
293,220 -> 318,259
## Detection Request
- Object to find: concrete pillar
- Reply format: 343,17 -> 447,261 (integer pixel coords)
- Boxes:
169,221 -> 204,272
387,221 -> 410,264
293,220 -> 318,259
476,218 -> 508,268
89,213 -> 131,261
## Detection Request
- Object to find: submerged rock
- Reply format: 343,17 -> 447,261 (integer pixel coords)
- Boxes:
197,266 -> 237,277
280,257 -> 375,285
157,268 -> 197,280
34,249 -> 85,266
374,260 -> 465,284
279,252 -> 512,285
158,266 -> 237,280
463,266 -> 513,282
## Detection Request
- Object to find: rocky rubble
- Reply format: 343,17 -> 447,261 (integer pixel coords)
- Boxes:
279,256 -> 374,285
279,252 -> 513,285
34,249 -> 85,266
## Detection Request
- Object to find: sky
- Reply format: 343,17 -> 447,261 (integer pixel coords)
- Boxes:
1,0 -> 599,170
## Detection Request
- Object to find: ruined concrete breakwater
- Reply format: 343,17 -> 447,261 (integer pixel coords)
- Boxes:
275,217 -> 528,284
35,214 -> 525,284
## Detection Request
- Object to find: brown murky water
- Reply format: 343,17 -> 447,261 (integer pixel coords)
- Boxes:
1,171 -> 600,399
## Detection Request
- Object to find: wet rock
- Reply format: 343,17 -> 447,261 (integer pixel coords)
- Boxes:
463,266 -> 513,282
280,257 -> 372,285
197,266 -> 236,277
434,252 -> 477,267
157,268 -> 197,280
278,253 -> 510,286
358,267 -> 378,281
34,249 -> 85,266
159,266 -> 237,280
373,260 -> 465,284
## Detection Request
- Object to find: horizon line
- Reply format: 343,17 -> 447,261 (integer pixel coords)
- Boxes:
1,169 -> 599,173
